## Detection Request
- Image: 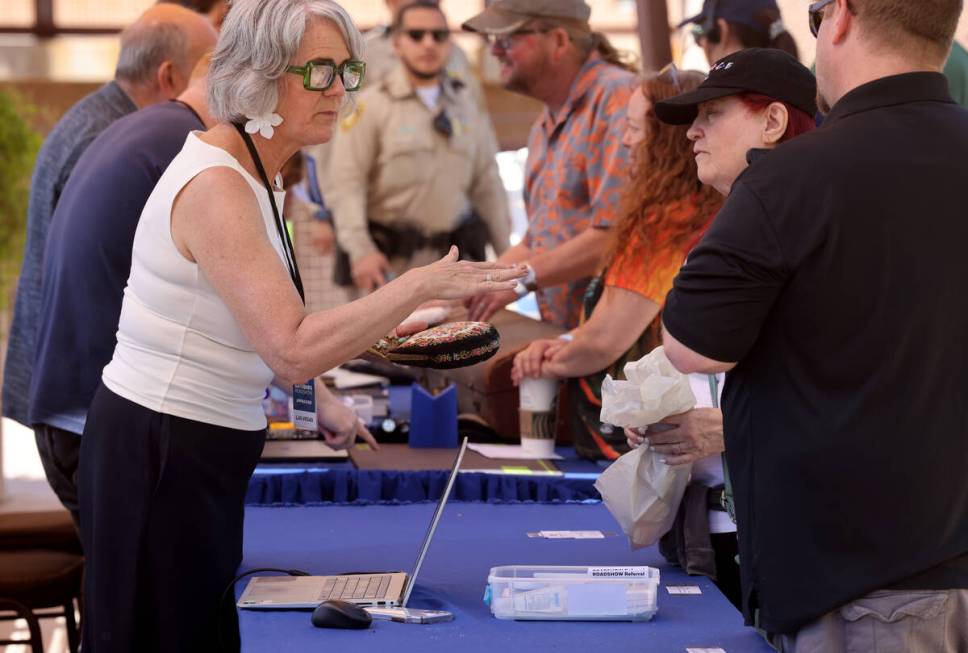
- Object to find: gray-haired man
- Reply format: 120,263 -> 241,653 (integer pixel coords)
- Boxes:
2,2 -> 215,524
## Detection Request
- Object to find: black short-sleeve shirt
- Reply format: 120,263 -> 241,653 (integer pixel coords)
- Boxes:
663,72 -> 968,634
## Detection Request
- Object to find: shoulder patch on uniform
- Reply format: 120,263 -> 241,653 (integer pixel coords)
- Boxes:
340,101 -> 365,132
446,71 -> 467,91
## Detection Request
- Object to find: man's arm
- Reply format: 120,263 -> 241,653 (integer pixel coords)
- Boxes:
529,226 -> 609,288
325,101 -> 381,264
465,226 -> 609,321
325,100 -> 392,291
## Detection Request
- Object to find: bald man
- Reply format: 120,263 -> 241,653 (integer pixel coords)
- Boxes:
3,3 -> 216,525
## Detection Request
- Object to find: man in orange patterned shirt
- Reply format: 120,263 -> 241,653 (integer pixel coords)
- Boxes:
462,0 -> 635,329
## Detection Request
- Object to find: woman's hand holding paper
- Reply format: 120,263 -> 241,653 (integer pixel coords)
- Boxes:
644,408 -> 724,466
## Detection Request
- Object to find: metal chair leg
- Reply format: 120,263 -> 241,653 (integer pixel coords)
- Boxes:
0,597 -> 44,653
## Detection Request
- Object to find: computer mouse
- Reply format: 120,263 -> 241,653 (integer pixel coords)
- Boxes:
311,600 -> 373,629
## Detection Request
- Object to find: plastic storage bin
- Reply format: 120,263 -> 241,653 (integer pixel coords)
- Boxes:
484,565 -> 660,621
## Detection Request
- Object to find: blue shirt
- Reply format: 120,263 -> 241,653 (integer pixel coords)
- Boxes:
2,81 -> 136,426
28,100 -> 204,433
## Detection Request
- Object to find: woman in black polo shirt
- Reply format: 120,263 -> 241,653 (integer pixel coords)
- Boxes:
625,48 -> 817,609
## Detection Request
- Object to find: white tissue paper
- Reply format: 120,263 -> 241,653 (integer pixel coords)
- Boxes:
599,346 -> 697,427
595,346 -> 698,549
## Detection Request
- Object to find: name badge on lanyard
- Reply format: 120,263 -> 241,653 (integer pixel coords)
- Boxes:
292,379 -> 318,432
232,123 -> 314,434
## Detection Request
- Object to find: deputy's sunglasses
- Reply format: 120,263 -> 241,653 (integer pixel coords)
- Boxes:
808,0 -> 836,38
405,29 -> 450,44
286,58 -> 366,92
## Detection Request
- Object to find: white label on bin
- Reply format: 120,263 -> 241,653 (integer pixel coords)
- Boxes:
587,567 -> 652,578
535,530 -> 605,539
666,585 -> 703,595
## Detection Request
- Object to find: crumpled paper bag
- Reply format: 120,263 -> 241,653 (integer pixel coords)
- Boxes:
595,346 -> 697,549
599,346 -> 697,427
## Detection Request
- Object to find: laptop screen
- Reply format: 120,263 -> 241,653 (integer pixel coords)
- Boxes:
401,437 -> 468,606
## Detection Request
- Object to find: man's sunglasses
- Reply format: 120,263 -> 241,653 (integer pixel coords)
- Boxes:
404,29 -> 450,44
286,58 -> 366,92
808,0 -> 836,38
488,28 -> 552,51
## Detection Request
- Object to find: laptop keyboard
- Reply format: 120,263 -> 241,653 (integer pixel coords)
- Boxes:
318,575 -> 393,602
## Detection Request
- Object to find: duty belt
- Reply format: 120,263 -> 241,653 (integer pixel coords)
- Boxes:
369,221 -> 452,260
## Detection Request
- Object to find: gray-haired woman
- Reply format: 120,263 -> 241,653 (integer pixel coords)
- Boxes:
77,1 -> 522,650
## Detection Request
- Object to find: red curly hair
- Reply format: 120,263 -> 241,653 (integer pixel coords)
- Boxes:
603,70 -> 723,271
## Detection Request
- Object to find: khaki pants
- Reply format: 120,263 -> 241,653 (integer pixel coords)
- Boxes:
777,589 -> 968,653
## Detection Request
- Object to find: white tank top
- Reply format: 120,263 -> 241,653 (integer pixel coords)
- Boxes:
102,132 -> 289,431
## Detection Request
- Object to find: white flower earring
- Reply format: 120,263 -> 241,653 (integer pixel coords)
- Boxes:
244,112 -> 283,139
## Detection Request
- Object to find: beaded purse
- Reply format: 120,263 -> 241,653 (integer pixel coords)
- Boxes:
368,321 -> 500,369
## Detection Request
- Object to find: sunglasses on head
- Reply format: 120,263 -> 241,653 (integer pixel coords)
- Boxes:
404,29 -> 450,44
286,58 -> 366,92
808,0 -> 837,38
658,62 -> 683,94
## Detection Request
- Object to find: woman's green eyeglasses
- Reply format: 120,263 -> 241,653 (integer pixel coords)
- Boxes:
286,58 -> 366,92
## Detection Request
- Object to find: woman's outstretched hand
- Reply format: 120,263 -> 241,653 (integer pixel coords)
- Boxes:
403,247 -> 525,304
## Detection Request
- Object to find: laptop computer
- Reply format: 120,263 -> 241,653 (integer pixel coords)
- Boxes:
238,437 -> 468,609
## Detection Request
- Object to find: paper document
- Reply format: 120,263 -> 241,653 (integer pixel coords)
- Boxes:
467,443 -> 563,460
666,585 -> 702,595
528,530 -> 606,540
322,367 -> 389,389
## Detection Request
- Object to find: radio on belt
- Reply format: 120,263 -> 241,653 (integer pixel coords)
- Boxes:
483,565 -> 660,621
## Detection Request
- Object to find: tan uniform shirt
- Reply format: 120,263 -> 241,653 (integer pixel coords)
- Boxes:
363,25 -> 486,109
326,64 -> 510,264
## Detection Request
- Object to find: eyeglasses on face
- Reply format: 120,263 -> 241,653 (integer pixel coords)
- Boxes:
488,28 -> 551,52
286,58 -> 366,92
404,29 -> 450,44
808,0 -> 837,38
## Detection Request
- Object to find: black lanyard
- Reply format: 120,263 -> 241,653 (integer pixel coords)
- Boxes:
232,122 -> 305,304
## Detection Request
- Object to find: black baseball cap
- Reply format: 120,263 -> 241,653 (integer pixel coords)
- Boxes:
654,48 -> 817,125
677,0 -> 780,34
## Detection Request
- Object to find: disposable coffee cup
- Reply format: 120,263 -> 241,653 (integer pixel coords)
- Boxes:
519,378 -> 558,458
519,377 -> 557,411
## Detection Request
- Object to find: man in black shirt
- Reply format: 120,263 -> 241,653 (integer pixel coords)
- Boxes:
658,0 -> 968,649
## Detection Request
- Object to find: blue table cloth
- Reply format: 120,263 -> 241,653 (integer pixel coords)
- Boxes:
239,502 -> 771,652
248,447 -> 606,506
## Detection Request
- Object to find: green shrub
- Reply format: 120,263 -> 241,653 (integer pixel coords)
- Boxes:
0,88 -> 42,316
